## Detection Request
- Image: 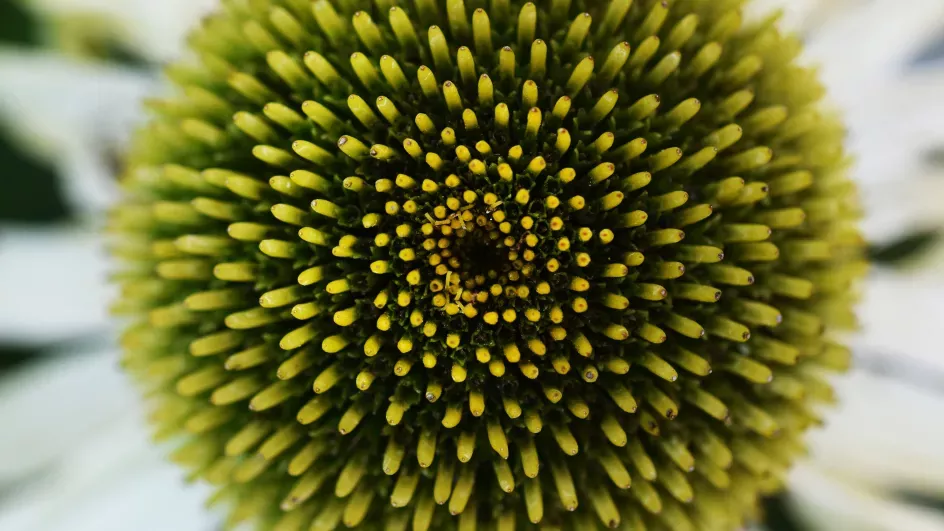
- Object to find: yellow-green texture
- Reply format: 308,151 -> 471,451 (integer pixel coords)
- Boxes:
112,0 -> 865,529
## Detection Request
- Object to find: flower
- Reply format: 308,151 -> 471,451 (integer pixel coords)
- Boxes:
112,1 -> 864,529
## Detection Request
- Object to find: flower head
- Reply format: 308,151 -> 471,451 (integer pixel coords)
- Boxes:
113,0 -> 864,529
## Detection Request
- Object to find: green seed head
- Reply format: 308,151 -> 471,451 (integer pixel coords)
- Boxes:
114,0 -> 865,529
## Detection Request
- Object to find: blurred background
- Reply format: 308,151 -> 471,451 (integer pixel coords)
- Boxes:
0,0 -> 941,530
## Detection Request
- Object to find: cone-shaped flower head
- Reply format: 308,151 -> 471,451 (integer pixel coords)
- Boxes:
113,0 -> 865,529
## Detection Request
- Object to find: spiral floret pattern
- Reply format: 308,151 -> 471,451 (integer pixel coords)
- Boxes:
112,0 -> 864,529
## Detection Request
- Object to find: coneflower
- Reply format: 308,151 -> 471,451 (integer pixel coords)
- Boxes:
111,0 -> 865,529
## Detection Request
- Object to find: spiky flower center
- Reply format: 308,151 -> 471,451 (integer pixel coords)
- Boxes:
113,0 -> 864,530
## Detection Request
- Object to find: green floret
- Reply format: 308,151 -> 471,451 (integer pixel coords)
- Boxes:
112,0 -> 865,529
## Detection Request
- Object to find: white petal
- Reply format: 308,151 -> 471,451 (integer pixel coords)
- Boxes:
0,227 -> 113,344
852,271 -> 944,371
788,464 -> 944,531
802,0 -> 944,115
0,411 -> 218,531
0,51 -> 156,215
0,348 -> 128,483
843,68 -> 944,190
860,174 -> 944,245
0,346 -> 221,530
25,0 -> 219,63
806,367 -> 944,493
